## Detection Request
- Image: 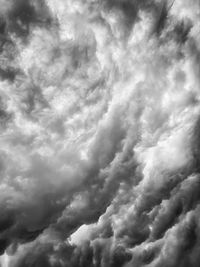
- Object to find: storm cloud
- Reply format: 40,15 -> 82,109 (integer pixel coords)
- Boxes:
0,0 -> 200,266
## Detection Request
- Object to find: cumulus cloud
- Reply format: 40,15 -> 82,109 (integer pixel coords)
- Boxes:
0,0 -> 199,266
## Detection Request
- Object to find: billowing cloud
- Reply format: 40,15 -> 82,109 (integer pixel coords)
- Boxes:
0,0 -> 199,266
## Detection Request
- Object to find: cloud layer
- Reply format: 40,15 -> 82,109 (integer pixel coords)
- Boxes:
0,0 -> 200,266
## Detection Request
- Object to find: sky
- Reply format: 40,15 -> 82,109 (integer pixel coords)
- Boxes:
0,0 -> 199,266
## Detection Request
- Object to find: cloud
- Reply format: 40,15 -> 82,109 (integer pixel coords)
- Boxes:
0,0 -> 199,266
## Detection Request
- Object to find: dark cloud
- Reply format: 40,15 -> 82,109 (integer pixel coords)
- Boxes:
6,0 -> 54,38
0,239 -> 9,255
0,67 -> 19,82
0,213 -> 14,233
152,2 -> 169,35
0,0 -> 199,267
105,0 -> 138,30
191,116 -> 200,171
173,19 -> 192,44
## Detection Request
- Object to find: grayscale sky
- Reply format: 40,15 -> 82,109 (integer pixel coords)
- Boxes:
0,0 -> 199,266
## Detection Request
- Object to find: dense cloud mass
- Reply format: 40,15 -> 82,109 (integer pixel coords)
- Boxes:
0,0 -> 199,266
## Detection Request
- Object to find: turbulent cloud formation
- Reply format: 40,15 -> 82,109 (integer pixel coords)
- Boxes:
0,0 -> 199,266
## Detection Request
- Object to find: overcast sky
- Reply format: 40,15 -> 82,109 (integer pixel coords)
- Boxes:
0,0 -> 199,266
